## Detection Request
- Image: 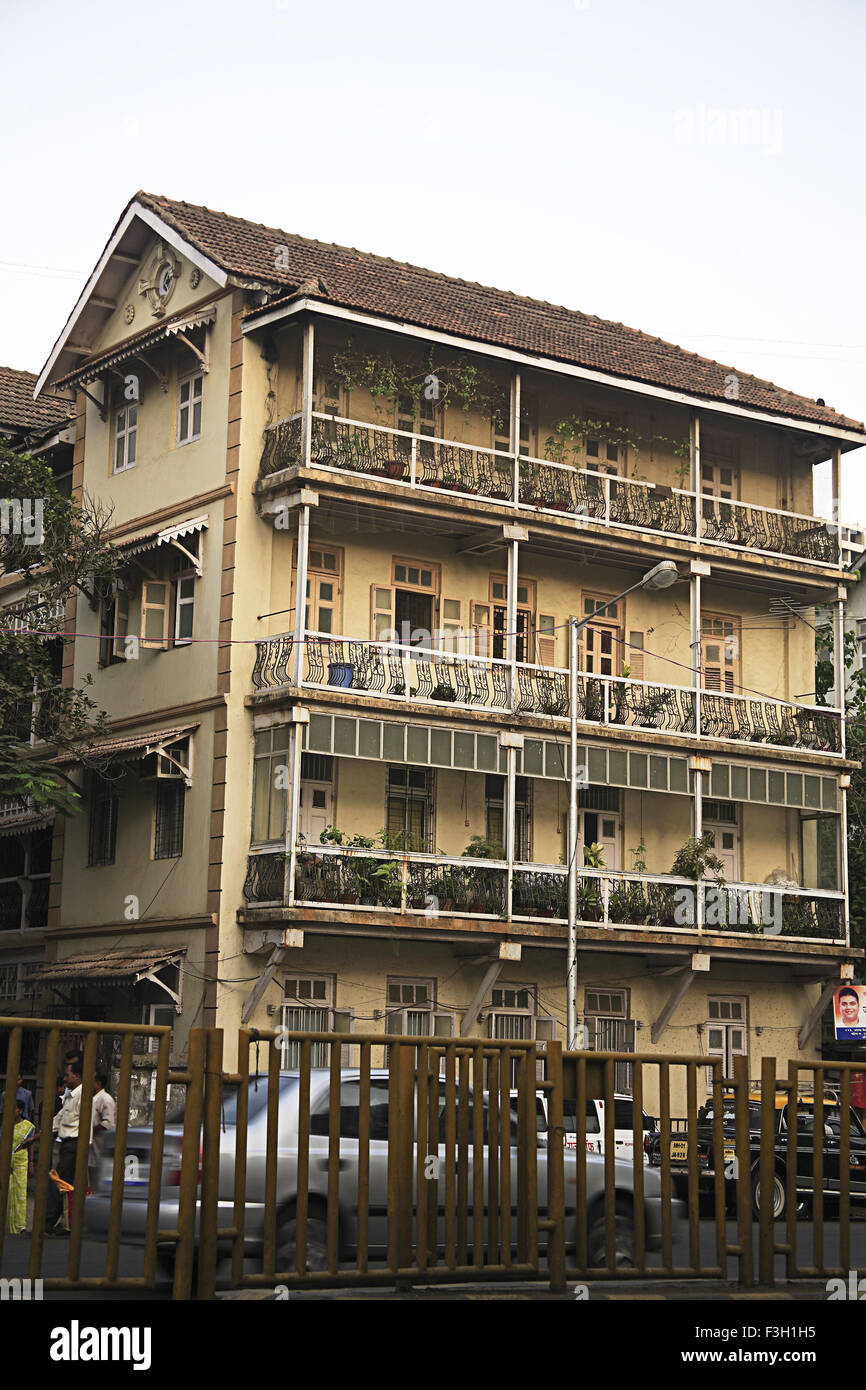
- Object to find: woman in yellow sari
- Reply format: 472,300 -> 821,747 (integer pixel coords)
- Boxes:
6,1098 -> 36,1234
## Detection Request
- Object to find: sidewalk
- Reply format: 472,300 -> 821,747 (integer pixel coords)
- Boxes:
218,1278 -> 833,1301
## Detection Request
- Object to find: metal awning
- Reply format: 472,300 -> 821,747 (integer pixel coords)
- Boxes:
118,515 -> 208,574
54,304 -> 218,389
24,946 -> 186,988
54,723 -> 196,768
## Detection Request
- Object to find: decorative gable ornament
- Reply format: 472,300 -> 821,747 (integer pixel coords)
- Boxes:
139,242 -> 180,318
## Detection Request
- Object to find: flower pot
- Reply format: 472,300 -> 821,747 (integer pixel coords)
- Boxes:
386,461 -> 406,480
328,662 -> 353,688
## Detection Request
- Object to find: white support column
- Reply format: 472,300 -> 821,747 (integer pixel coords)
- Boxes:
510,370 -> 521,505
690,561 -> 709,739
284,716 -> 305,906
567,617 -> 579,1051
301,318 -> 315,469
841,786 -> 851,949
293,504 -> 310,686
505,742 -> 517,921
835,592 -> 847,752
506,536 -> 519,709
832,446 -> 842,566
690,408 -> 701,540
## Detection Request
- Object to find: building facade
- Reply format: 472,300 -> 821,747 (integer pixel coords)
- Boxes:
25,192 -> 865,1109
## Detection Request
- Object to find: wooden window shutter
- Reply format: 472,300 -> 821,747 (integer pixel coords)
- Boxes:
371,585 -> 395,642
441,597 -> 463,653
627,631 -> 645,682
470,601 -> 491,657
112,587 -> 129,659
141,582 -> 169,650
536,613 -> 557,667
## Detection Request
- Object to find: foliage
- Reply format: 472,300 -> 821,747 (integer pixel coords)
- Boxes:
670,833 -> 725,883
462,835 -> 505,860
630,840 -> 648,874
330,342 -> 508,432
582,842 -> 606,869
0,443 -> 121,810
817,623 -> 866,957
542,412 -> 690,479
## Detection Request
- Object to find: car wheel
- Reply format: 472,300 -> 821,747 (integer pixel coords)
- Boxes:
275,1210 -> 330,1273
751,1170 -> 786,1220
587,1201 -> 635,1268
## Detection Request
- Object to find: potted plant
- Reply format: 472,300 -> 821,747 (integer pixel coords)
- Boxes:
431,682 -> 457,702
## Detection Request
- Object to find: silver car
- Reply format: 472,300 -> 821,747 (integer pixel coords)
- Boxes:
85,1070 -> 675,1270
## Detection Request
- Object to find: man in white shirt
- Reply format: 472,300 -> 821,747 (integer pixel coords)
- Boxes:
89,1073 -> 117,1186
45,1058 -> 91,1236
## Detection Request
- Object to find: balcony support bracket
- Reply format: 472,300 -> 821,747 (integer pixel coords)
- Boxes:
797,977 -> 839,1051
240,944 -> 288,1025
651,969 -> 697,1044
460,957 -> 504,1037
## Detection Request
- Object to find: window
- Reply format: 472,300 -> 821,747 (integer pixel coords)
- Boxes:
707,996 -> 748,1081
0,830 -> 50,931
397,392 -> 437,461
488,984 -> 536,1082
281,974 -> 334,1067
295,546 -> 342,636
386,978 -> 435,1035
154,783 -> 185,859
581,594 -> 622,676
584,988 -> 634,1093
88,782 -> 118,867
0,964 -> 17,1001
701,613 -> 739,693
137,1003 -> 176,1056
252,726 -> 291,844
585,437 -> 621,473
113,403 -> 137,474
386,766 -> 433,851
98,583 -> 129,666
177,372 -> 203,445
485,774 -> 532,860
488,575 -> 534,663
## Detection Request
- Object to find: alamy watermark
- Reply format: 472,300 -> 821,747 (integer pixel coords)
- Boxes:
826,1270 -> 866,1300
673,885 -> 782,935
674,104 -> 783,157
0,498 -> 44,546
0,1277 -> 42,1300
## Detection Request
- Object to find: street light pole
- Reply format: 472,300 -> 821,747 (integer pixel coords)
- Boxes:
566,560 -> 680,1051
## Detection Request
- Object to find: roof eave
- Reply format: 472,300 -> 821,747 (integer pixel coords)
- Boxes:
34,200 -> 232,400
243,296 -> 866,449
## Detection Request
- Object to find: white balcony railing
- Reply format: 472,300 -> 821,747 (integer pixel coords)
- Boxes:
243,844 -> 845,944
251,631 -> 843,756
259,412 -> 841,568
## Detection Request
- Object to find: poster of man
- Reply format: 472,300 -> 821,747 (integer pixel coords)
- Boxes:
834,985 -> 866,1041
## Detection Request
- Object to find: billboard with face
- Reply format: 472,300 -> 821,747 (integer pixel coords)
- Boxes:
834,985 -> 866,1041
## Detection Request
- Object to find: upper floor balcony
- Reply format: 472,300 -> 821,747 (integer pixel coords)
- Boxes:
258,411 -> 841,571
243,843 -> 845,948
251,630 -> 843,760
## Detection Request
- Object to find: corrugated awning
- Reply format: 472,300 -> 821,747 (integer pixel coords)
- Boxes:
118,515 -> 208,571
24,946 -> 186,985
0,810 -> 54,839
54,723 -> 196,767
55,304 -> 218,389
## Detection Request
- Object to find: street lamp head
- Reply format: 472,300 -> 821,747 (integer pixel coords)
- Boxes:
640,561 -> 680,590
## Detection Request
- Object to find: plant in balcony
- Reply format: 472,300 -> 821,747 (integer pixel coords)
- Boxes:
431,682 -> 457,702
462,835 -> 505,860
670,833 -> 725,883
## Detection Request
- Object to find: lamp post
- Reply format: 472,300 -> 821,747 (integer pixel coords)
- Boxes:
566,561 -> 680,1050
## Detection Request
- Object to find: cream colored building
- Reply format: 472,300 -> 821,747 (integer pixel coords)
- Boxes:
22,191 -> 865,1111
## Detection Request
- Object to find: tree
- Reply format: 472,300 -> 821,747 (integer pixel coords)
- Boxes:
0,441 -> 119,812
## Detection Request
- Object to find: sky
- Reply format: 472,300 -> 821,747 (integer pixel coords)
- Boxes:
2,0 -> 865,519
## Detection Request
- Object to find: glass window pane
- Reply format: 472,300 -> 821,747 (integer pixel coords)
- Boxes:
192,401 -> 201,435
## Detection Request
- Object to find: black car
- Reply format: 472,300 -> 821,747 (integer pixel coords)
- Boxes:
648,1094 -> 866,1219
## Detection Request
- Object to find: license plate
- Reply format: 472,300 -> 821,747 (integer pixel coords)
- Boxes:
723,1146 -> 736,1162
670,1139 -> 688,1161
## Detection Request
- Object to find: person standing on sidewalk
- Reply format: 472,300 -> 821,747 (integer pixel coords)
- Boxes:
5,1098 -> 36,1234
89,1073 -> 116,1187
44,1058 -> 90,1237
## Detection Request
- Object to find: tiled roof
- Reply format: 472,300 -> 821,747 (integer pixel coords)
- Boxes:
0,365 -> 72,438
25,946 -> 186,983
136,191 -> 865,437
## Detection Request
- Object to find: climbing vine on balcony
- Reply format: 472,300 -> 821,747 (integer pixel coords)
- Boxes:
542,413 -> 691,478
330,341 -> 508,431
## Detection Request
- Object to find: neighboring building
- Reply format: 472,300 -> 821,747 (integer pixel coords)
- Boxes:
0,367 -> 74,1082
25,191 -> 865,1110
840,524 -> 866,571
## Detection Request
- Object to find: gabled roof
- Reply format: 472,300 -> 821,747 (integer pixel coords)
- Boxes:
0,365 -> 72,441
37,191 -> 866,440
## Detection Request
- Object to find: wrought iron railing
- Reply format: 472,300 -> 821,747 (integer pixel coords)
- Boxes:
242,845 -> 845,942
250,630 -> 843,755
258,411 -> 841,566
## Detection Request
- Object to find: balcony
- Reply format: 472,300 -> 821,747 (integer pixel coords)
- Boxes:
243,845 -> 845,944
251,632 -> 843,756
259,413 -> 840,568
